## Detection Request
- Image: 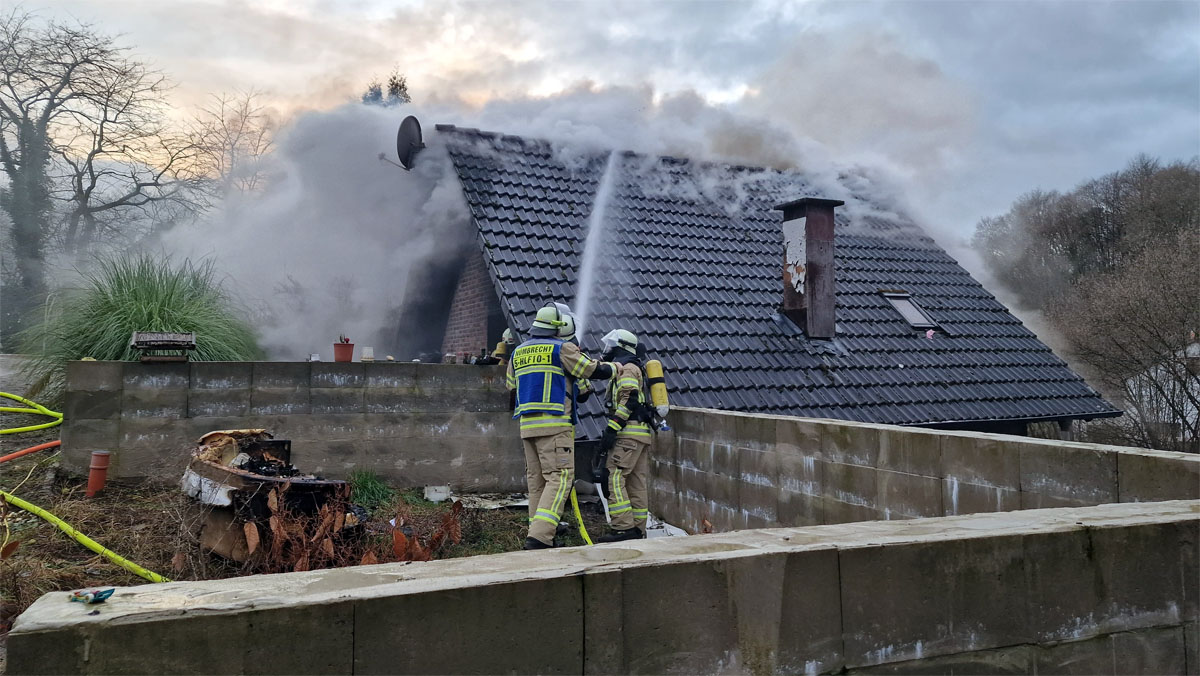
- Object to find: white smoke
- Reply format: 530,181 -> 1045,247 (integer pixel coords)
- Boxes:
161,105 -> 473,359
158,38 -> 977,360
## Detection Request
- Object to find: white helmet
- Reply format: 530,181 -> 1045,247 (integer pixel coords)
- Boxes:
601,329 -> 638,355
530,301 -> 573,338
551,302 -> 576,341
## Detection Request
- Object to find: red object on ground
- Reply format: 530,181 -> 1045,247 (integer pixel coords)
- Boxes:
86,451 -> 111,498
333,342 -> 354,362
0,440 -> 61,464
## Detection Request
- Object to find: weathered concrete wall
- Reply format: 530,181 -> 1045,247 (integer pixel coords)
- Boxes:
9,501 -> 1198,675
60,361 -> 522,490
653,407 -> 1200,534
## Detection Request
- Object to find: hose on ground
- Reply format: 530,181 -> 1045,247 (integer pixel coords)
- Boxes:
0,392 -> 63,435
569,488 -> 593,546
0,489 -> 171,584
1,393 -> 169,583
0,440 -> 61,464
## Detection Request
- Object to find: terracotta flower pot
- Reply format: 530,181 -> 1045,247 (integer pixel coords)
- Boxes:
333,342 -> 354,362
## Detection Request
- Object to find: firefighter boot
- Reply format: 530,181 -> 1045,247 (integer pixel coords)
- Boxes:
523,537 -> 552,550
596,528 -> 645,543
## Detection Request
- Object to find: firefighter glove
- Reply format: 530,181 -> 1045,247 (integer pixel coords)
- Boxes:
600,427 -> 618,452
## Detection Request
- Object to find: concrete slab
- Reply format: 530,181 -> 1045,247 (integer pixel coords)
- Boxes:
839,534 -> 1030,667
9,501 -> 1197,675
65,360 -> 122,392
63,389 -> 121,420
943,477 -> 1020,516
1020,443 -> 1118,508
122,362 -> 189,389
1110,625 -> 1187,675
1118,450 -> 1200,503
355,576 -> 582,674
876,468 -> 942,519
847,644 -> 1034,674
941,436 -> 1019,493
190,362 -> 253,390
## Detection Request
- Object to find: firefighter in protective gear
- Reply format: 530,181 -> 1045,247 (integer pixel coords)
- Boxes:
507,303 -> 614,549
491,328 -> 517,365
595,329 -> 652,543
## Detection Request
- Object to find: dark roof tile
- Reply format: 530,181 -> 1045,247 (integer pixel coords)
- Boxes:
440,125 -> 1120,433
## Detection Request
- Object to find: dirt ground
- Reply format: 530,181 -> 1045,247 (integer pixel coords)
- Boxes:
0,402 -> 615,673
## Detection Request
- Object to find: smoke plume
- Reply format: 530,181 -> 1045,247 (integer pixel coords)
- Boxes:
159,35 -> 978,360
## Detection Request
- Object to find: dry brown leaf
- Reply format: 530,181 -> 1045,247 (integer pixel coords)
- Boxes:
392,530 -> 408,560
267,489 -> 279,514
243,522 -> 260,556
333,510 -> 345,531
311,509 -> 333,543
294,554 -> 309,572
701,518 -> 713,534
409,539 -> 430,562
0,541 -> 20,560
171,551 -> 187,573
269,515 -> 283,533
360,551 -> 379,566
322,538 -> 334,558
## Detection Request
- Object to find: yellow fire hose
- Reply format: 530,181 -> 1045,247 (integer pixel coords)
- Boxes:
1,391 -> 169,583
1,392 -> 63,434
569,488 -> 594,546
0,489 -> 171,584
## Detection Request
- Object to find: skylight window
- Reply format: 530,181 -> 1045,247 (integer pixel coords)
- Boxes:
881,291 -> 938,329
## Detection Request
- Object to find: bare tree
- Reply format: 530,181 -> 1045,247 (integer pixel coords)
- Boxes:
0,10 -> 203,341
973,155 -> 1200,451
1055,231 -> 1200,452
192,90 -> 275,197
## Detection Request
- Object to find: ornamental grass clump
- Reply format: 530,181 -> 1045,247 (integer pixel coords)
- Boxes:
20,254 -> 263,402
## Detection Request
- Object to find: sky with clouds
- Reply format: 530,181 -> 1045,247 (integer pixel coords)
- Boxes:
37,0 -> 1200,240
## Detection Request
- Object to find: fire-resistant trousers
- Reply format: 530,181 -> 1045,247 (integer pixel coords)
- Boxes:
606,437 -> 650,533
522,429 -> 575,546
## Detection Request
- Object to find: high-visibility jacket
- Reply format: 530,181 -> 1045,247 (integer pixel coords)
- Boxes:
606,361 -> 652,442
507,339 -> 604,438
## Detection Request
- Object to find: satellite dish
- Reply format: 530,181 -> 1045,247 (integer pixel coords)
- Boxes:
396,116 -> 424,170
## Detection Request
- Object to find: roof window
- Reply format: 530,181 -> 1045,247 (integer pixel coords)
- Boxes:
881,291 -> 938,329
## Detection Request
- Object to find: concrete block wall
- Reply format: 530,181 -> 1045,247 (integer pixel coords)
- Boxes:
652,407 -> 1200,534
10,500 -> 1198,674
61,361 -> 522,490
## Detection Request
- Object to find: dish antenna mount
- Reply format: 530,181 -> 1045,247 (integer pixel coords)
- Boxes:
396,116 -> 424,170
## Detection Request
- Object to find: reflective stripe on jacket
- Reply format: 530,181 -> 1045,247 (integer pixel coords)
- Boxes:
608,362 -> 652,442
512,339 -> 568,418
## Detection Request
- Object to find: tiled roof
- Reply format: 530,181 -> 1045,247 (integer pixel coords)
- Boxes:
438,124 -> 1121,438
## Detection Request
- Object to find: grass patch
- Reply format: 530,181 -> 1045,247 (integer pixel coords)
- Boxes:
348,470 -> 395,513
18,254 -> 263,403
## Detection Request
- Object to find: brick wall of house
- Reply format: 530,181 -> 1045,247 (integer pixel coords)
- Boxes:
440,254 -> 497,359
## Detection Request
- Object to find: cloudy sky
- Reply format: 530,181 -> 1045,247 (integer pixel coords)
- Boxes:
39,0 -> 1200,240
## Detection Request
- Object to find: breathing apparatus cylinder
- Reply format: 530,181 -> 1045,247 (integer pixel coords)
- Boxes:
645,359 -> 670,417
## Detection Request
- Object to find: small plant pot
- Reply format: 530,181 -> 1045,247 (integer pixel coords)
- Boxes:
333,343 -> 354,362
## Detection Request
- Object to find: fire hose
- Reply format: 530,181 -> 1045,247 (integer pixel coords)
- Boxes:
0,392 -> 62,435
569,488 -> 593,546
0,489 -> 171,583
1,393 -> 170,583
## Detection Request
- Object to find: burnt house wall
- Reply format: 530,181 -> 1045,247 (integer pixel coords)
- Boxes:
440,253 -> 505,360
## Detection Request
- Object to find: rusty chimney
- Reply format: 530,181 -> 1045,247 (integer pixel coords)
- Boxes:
773,197 -> 844,339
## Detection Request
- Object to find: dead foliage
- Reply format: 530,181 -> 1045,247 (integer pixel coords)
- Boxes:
360,498 -> 464,565
0,447 -> 531,633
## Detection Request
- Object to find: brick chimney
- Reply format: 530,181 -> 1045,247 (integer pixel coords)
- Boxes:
773,197 -> 844,339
